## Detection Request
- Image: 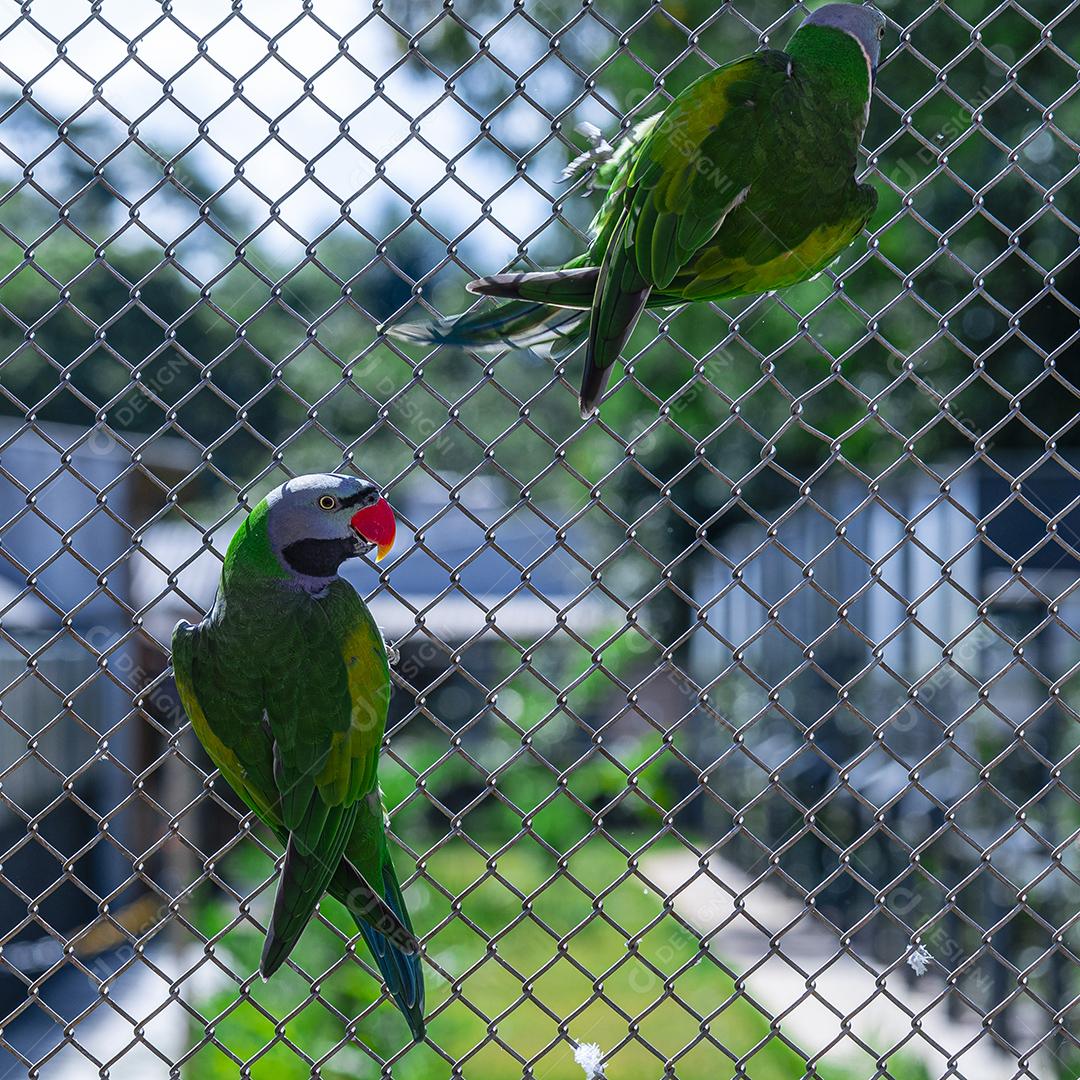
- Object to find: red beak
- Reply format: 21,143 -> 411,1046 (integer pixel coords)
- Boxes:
350,497 -> 396,562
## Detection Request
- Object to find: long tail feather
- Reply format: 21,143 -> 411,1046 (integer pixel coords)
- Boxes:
466,266 -> 599,307
260,805 -> 356,979
331,857 -> 419,955
581,212 -> 651,418
385,296 -> 589,356
354,855 -> 426,1041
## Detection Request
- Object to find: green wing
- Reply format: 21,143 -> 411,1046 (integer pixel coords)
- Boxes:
171,580 -> 397,976
173,620 -> 278,826
589,53 -> 790,284
624,56 -> 789,287
257,595 -> 364,976
579,51 -> 793,413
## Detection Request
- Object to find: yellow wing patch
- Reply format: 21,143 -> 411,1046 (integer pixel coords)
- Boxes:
631,60 -> 757,187
681,214 -> 865,302
315,608 -> 390,805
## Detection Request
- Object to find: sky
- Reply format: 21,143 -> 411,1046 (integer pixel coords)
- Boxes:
0,0 -> 589,275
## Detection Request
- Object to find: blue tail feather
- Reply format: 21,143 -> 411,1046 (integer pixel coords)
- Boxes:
385,297 -> 588,356
357,860 -> 425,1041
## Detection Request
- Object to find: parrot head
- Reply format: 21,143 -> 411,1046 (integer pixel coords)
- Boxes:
801,4 -> 886,82
264,473 -> 397,582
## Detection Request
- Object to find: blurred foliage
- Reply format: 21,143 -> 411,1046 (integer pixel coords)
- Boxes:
382,633 -> 676,853
2,0 -> 1075,504
186,834 -> 933,1080
1,0 -> 1077,1072
1,0 -> 1075,640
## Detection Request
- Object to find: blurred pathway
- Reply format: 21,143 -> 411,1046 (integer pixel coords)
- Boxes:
642,849 -> 1053,1078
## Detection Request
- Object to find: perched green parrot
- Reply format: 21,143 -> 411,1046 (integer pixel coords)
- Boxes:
171,474 -> 425,1039
388,2 -> 886,417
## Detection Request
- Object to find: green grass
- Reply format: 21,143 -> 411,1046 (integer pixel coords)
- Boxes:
184,833 -> 931,1080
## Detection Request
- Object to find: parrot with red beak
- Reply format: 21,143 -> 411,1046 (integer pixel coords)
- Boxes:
171,473 -> 425,1039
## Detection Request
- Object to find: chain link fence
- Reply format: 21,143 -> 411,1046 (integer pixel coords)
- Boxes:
0,1 -> 1078,1077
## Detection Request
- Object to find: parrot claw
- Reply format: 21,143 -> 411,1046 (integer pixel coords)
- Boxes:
384,639 -> 400,666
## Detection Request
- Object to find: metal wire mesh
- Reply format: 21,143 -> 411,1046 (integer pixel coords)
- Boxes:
0,1 -> 1078,1077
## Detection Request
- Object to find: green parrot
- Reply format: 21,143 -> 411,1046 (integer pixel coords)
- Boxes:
171,473 -> 425,1040
388,2 -> 885,417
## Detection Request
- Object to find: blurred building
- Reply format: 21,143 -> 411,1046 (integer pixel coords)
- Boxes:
0,419 -> 193,1068
692,454 -> 1080,1036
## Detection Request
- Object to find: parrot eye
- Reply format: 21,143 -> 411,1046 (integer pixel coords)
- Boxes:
877,26 -> 885,40
318,495 -> 339,511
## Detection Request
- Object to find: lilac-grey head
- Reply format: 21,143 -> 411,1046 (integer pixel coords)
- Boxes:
803,4 -> 886,80
265,473 -> 383,583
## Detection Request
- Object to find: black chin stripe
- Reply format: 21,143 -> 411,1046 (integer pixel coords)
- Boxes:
281,537 -> 356,578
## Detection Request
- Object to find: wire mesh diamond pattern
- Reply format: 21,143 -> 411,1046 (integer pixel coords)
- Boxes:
0,1 -> 1078,1078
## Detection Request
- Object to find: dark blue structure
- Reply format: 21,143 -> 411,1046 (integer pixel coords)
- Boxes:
0,421 -> 143,1072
